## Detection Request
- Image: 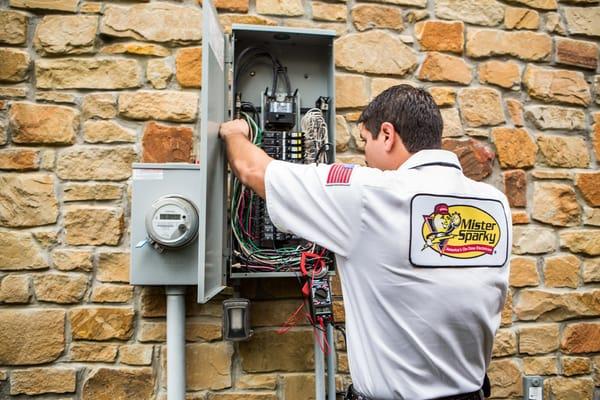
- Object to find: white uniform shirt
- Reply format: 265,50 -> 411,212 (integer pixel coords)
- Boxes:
264,149 -> 511,400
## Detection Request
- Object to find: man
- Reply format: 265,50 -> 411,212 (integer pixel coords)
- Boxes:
220,85 -> 511,400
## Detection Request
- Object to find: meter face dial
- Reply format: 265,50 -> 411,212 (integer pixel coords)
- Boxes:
145,196 -> 199,249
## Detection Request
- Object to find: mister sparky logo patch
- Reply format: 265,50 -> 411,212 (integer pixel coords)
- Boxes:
421,203 -> 501,259
410,194 -> 509,268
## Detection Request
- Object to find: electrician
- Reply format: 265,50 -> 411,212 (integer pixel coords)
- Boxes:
219,85 -> 511,400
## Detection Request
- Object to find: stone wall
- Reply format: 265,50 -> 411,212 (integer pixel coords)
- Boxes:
0,0 -> 599,398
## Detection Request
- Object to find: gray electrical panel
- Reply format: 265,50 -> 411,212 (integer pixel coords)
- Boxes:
130,0 -> 336,302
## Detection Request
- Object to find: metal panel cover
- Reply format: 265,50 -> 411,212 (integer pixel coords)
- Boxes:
198,0 -> 227,303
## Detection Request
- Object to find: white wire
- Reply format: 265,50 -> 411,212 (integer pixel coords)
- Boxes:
301,108 -> 328,164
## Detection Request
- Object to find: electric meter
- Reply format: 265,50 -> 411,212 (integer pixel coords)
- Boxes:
145,195 -> 199,250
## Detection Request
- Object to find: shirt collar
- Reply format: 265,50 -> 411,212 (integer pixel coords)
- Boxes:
399,149 -> 462,172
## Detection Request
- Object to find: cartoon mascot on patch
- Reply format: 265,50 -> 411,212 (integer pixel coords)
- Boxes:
422,203 -> 462,253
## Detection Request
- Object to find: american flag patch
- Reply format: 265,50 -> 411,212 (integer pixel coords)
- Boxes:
326,163 -> 354,186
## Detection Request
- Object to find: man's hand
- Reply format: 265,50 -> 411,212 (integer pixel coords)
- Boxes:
219,119 -> 250,139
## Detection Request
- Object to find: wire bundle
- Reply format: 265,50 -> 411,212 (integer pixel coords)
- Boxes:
231,113 -> 330,273
301,108 -> 328,164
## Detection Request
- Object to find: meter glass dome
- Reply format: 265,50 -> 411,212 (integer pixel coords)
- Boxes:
145,196 -> 199,249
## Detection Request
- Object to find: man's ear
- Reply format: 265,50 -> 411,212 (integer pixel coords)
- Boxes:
380,122 -> 396,152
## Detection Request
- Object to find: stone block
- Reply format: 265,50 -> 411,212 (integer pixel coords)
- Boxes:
256,0 -> 304,16
9,0 -> 78,11
487,359 -> 522,398
236,374 -> 277,390
466,29 -> 551,61
593,112 -> 600,161
415,20 -> 463,53
119,91 -> 198,122
515,289 -> 600,321
556,37 -> 598,70
83,120 -> 136,144
0,10 -> 28,45
584,207 -> 600,227
524,105 -> 585,131
36,91 -> 77,104
335,31 -> 417,76
519,324 -> 559,354
545,11 -> 567,35
492,329 -> 517,357
510,0 -> 556,9
335,74 -> 368,109
91,284 -> 133,303
34,272 -> 88,304
429,87 -> 456,107
63,183 -> 123,202
186,321 -> 222,342
434,0 -> 504,26
34,15 -> 97,55
583,258 -> 600,283
139,321 -> 166,342
9,102 -> 78,144
120,344 -> 153,366
314,2 -> 346,22
441,139 -> 494,181
219,15 -> 277,34
509,257 -> 539,287
562,357 -> 591,376
564,7 -> 600,37
544,377 -> 594,399
478,60 -> 520,89
101,3 -> 202,43
187,342 -> 234,390
57,146 -> 137,181
0,309 -> 65,365
523,64 -> 591,106
69,343 -> 118,362
532,183 -> 581,227
0,48 -> 30,83
101,42 -> 170,57
351,4 -> 403,31
240,330 -> 314,372
575,172 -> 600,207
0,174 -> 58,227
0,274 -> 30,303
176,47 -> 201,88
82,367 -> 154,400
492,128 -> 537,168
504,7 -> 539,29
64,206 -> 124,246
147,58 -> 173,89
562,323 -> 600,354
336,116 -> 350,152
543,254 -> 580,288
512,211 -> 530,225
524,356 -> 558,375
70,307 -> 134,340
142,122 -> 194,163
0,231 -> 47,270
36,58 -> 141,90
97,251 -> 130,283
51,249 -> 93,272
282,374 -> 316,400
503,170 -> 527,207
10,368 -> 76,395
560,230 -> 600,256
458,88 -> 504,127
513,227 -> 556,255
537,135 -> 589,168
418,52 -> 472,85
82,93 -> 117,119
0,148 -> 39,171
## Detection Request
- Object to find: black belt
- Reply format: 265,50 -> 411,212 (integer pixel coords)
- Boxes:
345,385 -> 483,400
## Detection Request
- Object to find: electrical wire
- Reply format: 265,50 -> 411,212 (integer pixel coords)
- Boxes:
301,108 -> 328,164
230,112 -> 330,273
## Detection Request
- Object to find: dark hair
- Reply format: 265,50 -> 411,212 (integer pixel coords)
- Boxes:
358,85 -> 443,153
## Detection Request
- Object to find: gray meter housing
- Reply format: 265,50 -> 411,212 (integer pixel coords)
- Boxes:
130,163 -> 226,303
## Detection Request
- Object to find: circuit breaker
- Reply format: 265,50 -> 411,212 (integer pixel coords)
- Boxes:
130,164 -> 226,303
197,0 -> 337,279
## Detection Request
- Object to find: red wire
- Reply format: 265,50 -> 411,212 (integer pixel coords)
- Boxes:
276,302 -> 305,335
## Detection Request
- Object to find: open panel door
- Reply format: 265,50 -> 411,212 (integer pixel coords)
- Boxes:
198,0 -> 227,303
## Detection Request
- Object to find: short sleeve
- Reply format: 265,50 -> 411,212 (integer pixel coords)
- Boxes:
264,160 -> 363,258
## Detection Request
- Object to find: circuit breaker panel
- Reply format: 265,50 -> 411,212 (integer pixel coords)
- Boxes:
227,25 -> 336,278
